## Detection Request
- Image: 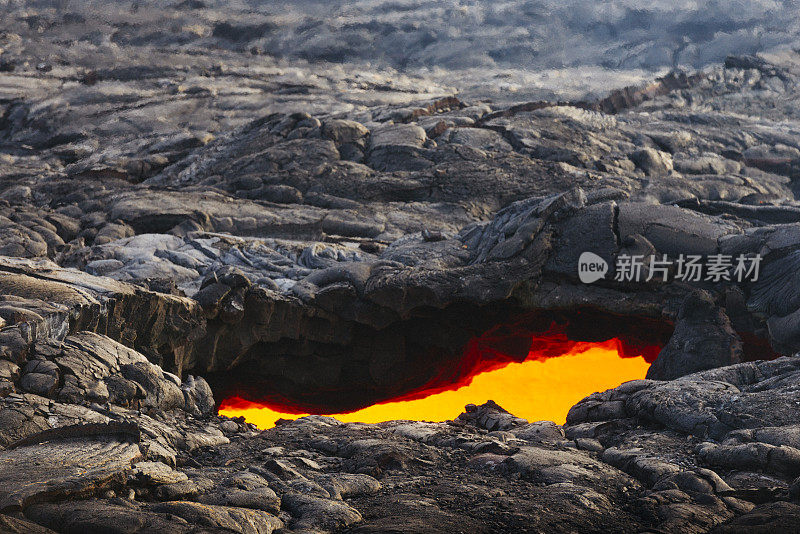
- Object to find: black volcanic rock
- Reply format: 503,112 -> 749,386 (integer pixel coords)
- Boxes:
647,292 -> 744,380
2,1 -> 800,532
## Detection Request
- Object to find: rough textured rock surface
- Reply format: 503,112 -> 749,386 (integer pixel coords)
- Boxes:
2,1 -> 800,532
647,292 -> 744,380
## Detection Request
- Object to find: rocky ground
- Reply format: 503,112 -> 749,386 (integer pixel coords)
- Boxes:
3,1 -> 800,532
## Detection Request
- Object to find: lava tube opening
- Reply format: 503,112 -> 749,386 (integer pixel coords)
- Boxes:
218,318 -> 665,429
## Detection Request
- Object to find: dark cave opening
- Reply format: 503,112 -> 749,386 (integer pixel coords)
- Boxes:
207,307 -> 676,414
204,301 -> 785,428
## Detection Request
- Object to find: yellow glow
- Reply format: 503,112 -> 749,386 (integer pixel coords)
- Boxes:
219,345 -> 649,429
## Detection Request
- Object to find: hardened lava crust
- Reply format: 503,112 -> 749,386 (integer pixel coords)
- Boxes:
3,1 -> 800,532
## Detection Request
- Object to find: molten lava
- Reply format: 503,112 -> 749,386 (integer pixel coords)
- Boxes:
219,322 -> 658,429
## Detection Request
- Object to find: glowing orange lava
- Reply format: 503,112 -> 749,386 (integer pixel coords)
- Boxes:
219,337 -> 652,430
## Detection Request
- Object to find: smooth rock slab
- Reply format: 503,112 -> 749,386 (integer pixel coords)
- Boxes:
281,493 -> 363,532
0,513 -> 57,534
0,438 -> 141,511
24,499 -> 213,534
148,501 -> 283,534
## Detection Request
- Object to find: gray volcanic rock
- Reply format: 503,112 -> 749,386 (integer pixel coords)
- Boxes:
0,513 -> 57,534
647,292 -> 744,380
3,1 -> 800,532
0,437 -> 142,511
